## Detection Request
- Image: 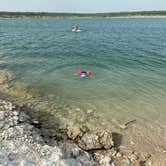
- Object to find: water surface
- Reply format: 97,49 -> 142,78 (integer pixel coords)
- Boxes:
0,18 -> 166,149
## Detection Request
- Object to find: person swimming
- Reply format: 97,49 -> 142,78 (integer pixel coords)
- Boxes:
73,24 -> 80,32
77,70 -> 91,78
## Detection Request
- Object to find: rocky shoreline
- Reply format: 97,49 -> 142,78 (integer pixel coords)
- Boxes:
0,69 -> 165,165
0,99 -> 154,166
0,99 -> 96,165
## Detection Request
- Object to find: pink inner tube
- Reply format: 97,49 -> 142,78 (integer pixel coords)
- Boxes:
77,70 -> 91,77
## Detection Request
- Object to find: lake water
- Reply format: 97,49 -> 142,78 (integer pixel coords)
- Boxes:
0,18 -> 166,152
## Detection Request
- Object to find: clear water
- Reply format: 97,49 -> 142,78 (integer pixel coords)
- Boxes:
0,18 -> 166,131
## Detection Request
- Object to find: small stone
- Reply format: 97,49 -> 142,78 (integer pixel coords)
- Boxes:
143,153 -> 151,159
13,111 -> 18,116
19,111 -> 30,122
67,125 -> 83,140
87,109 -> 93,114
139,160 -> 146,166
76,108 -> 81,111
112,151 -> 117,157
130,141 -> 135,145
78,132 -> 101,150
3,124 -> 10,130
4,112 -> 9,117
99,156 -> 112,166
99,130 -> 114,149
122,157 -> 131,166
8,153 -> 17,161
13,116 -> 19,121
0,113 -> 5,121
0,121 -> 4,129
116,152 -> 122,158
32,120 -> 39,125
9,121 -> 15,127
20,160 -> 36,166
129,152 -> 139,163
78,129 -> 114,151
147,160 -> 152,166
93,152 -> 104,162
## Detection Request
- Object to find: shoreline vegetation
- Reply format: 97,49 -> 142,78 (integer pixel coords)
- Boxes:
0,11 -> 166,18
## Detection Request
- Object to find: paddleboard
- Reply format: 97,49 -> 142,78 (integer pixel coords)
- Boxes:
72,29 -> 81,32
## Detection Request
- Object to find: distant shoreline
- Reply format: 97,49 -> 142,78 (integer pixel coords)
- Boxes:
1,16 -> 166,19
0,11 -> 166,18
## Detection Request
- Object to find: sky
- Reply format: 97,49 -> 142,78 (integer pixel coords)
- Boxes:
0,0 -> 166,13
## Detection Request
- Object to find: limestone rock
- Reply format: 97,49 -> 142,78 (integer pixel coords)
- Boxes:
78,130 -> 114,150
67,125 -> 83,140
99,130 -> 114,149
128,152 -> 139,163
0,121 -> 4,129
122,157 -> 131,166
0,99 -> 95,166
99,156 -> 113,166
18,111 -> 30,123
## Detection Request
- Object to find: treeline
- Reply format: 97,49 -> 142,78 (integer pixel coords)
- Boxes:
0,11 -> 166,18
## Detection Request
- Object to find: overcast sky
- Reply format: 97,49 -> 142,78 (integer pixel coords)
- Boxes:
0,0 -> 166,13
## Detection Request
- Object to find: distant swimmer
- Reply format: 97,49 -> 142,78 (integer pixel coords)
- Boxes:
72,24 -> 81,32
77,70 -> 91,78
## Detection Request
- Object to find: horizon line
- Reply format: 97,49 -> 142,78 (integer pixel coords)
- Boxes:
0,10 -> 166,14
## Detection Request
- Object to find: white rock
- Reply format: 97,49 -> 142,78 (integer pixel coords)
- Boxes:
13,111 -> 18,116
99,156 -> 112,166
0,121 -> 4,128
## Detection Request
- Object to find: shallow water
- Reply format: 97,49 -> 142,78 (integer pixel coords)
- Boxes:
0,18 -> 166,149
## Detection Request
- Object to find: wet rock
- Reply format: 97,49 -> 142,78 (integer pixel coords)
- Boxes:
139,160 -> 146,166
0,70 -> 13,85
20,160 -> 36,166
8,152 -> 17,161
0,99 -> 95,165
122,156 -> 131,166
99,156 -> 113,166
78,130 -> 114,150
13,111 -> 18,116
18,111 -> 30,122
115,151 -> 122,158
67,125 -> 83,140
32,120 -> 39,125
61,158 -> 80,166
0,121 -> 4,129
128,152 -> 139,163
142,152 -> 151,160
99,130 -> 114,149
93,152 -> 105,163
78,131 -> 102,150
0,112 -> 5,120
60,142 -> 93,164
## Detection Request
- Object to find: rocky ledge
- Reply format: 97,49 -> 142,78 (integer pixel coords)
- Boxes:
0,99 -> 96,166
0,99 -> 153,166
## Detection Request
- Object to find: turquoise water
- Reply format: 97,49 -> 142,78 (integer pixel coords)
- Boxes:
0,18 -> 166,128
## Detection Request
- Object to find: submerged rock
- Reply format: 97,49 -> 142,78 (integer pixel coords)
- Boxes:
0,70 -> 13,85
128,151 -> 139,163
